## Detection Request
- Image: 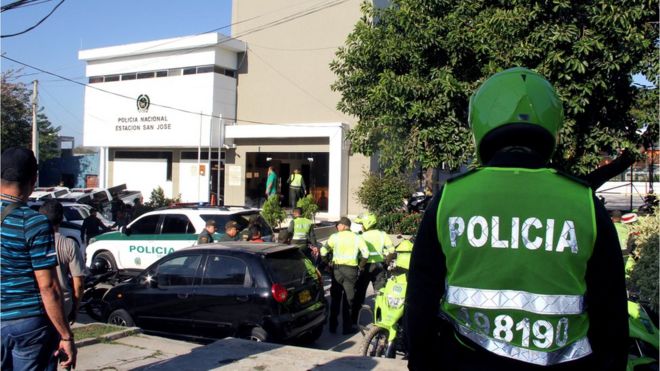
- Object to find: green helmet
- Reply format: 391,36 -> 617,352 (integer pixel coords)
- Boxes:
469,67 -> 564,164
356,212 -> 377,231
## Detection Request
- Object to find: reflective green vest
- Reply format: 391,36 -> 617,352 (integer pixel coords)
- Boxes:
290,173 -> 303,188
437,167 -> 596,366
293,217 -> 313,241
321,230 -> 369,266
362,230 -> 394,263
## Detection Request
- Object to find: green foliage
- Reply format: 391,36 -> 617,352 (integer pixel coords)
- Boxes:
331,0 -> 657,175
145,187 -> 180,208
261,195 -> 286,230
356,171 -> 413,215
1,71 -> 61,162
628,209 -> 659,313
375,212 -> 422,235
296,194 -> 319,220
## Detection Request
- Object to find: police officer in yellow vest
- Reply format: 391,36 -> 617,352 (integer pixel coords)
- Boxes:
287,169 -> 306,209
321,216 -> 370,334
405,68 -> 628,370
353,212 -> 394,323
287,207 -> 319,262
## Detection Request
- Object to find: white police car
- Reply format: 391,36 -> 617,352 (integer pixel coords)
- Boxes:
85,205 -> 273,274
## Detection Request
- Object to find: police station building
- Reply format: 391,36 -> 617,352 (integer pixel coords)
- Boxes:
80,28 -> 367,219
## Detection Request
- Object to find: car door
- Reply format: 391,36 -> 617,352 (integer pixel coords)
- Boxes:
129,253 -> 203,335
118,214 -> 161,269
192,253 -> 256,339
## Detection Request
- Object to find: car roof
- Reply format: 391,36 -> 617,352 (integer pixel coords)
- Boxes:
178,242 -> 296,256
141,207 -> 261,217
27,200 -> 89,208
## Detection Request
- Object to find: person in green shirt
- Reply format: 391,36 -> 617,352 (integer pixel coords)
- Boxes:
265,166 -> 278,198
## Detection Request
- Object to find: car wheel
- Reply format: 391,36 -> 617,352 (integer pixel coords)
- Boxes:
247,327 -> 269,342
107,309 -> 134,327
92,251 -> 117,274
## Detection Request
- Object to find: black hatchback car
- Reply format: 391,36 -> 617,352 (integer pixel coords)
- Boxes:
101,243 -> 326,343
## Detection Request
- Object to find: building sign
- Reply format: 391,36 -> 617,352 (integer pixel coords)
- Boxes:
227,165 -> 242,186
83,75 -> 234,148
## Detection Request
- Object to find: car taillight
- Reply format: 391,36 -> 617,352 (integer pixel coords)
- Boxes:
271,283 -> 288,303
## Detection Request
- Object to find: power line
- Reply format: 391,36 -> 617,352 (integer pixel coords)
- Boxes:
1,0 -> 65,38
1,54 -> 304,126
247,46 -> 346,120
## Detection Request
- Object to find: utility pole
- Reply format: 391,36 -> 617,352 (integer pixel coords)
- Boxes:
31,80 -> 39,185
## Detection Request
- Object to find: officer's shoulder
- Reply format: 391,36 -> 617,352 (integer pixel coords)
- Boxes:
552,168 -> 591,188
445,168 -> 480,185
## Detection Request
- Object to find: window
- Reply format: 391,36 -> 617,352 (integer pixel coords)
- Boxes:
202,255 -> 249,286
156,70 -> 168,77
196,66 -> 213,74
137,72 -> 155,79
161,214 -> 194,234
265,249 -> 308,284
121,73 -> 136,81
156,254 -> 202,287
105,75 -> 120,82
89,76 -> 103,84
63,207 -> 85,222
182,67 -> 196,75
130,215 -> 160,234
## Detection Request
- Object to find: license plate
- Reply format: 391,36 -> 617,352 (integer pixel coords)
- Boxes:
298,290 -> 311,304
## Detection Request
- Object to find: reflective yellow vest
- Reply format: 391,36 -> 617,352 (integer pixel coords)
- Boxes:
321,230 -> 369,266
293,217 -> 313,241
361,230 -> 394,263
289,173 -> 303,188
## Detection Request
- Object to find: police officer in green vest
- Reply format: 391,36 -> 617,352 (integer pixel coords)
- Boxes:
287,207 -> 319,262
353,212 -> 394,322
321,216 -> 370,334
405,68 -> 628,370
287,169 -> 306,209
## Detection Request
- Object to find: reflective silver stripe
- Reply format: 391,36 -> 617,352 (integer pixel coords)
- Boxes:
446,285 -> 584,315
456,324 -> 592,366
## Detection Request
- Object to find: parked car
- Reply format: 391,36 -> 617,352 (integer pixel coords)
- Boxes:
29,186 -> 70,201
102,243 -> 326,344
27,200 -> 113,257
85,205 -> 274,274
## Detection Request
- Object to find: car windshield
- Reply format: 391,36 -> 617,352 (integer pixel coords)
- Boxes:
64,206 -> 86,221
264,249 -> 308,284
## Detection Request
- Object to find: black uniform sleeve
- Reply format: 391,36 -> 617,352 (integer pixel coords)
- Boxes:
405,191 -> 446,370
585,196 -> 628,370
582,149 -> 635,190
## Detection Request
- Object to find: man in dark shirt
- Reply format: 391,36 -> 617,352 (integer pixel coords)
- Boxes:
81,208 -> 110,245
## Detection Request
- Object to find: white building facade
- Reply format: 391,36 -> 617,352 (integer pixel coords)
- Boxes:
80,31 -> 356,219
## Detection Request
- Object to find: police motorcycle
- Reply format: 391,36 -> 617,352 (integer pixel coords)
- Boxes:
359,240 -> 413,359
627,299 -> 659,371
405,191 -> 432,213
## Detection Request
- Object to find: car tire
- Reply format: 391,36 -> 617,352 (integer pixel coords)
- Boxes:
93,251 -> 118,274
297,325 -> 324,344
247,327 -> 269,342
107,309 -> 134,327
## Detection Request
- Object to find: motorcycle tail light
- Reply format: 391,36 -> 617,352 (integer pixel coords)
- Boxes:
271,283 -> 288,303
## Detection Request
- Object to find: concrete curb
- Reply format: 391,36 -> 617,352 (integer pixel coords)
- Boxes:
74,325 -> 142,348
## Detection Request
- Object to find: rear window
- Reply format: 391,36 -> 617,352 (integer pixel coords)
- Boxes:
200,213 -> 272,236
264,249 -> 309,284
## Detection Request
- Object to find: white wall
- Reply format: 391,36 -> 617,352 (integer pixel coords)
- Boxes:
112,159 -> 171,202
178,159 -> 210,203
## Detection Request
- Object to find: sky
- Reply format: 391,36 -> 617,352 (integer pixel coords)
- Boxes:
1,0 -> 233,146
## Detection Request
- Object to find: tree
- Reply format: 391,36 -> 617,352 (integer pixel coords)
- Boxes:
331,0 -> 658,177
1,70 -> 61,161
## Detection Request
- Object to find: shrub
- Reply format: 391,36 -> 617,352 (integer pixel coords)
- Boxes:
261,195 -> 286,230
146,186 -> 180,208
375,212 -> 422,235
628,209 -> 659,313
296,194 -> 319,220
356,171 -> 413,215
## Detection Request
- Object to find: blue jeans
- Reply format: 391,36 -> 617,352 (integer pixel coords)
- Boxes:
1,316 -> 58,371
